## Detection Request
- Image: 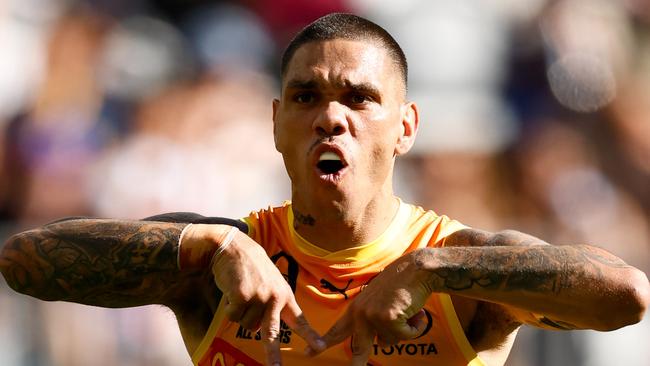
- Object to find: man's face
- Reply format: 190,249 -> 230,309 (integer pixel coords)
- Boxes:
273,39 -> 417,208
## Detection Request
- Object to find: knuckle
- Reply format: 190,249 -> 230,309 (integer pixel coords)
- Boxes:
230,289 -> 252,303
275,282 -> 293,298
264,327 -> 280,342
268,292 -> 283,304
264,296 -> 283,311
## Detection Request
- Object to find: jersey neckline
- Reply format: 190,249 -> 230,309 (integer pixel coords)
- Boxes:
287,199 -> 413,263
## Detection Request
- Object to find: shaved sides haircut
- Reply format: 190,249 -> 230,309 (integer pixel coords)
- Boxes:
280,13 -> 408,91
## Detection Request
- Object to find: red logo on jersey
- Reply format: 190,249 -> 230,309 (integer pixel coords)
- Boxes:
198,338 -> 262,366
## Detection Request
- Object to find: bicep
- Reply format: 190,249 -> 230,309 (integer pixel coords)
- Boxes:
444,228 -> 550,248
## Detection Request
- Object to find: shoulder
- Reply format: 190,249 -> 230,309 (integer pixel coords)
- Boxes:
398,202 -> 469,247
243,202 -> 293,240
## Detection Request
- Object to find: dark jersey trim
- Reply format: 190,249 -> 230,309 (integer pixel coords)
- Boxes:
142,212 -> 249,234
46,213 -> 248,234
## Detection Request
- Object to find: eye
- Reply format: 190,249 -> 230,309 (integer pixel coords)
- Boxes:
293,92 -> 315,104
349,93 -> 372,105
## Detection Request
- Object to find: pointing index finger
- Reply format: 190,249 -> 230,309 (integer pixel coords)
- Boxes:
262,300 -> 282,366
304,309 -> 354,356
281,298 -> 326,355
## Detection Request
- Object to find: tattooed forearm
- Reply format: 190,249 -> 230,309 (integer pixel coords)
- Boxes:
414,240 -> 647,330
0,220 -> 189,307
421,245 -> 631,295
580,246 -> 630,268
436,229 -> 632,298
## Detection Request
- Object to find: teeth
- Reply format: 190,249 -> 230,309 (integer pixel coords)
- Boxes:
319,151 -> 341,161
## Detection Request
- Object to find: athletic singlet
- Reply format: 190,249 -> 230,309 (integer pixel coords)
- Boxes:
192,200 -> 486,366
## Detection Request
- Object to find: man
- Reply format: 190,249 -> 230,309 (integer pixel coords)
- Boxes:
1,13 -> 648,366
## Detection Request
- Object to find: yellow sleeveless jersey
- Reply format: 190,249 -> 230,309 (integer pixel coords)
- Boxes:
192,200 -> 486,366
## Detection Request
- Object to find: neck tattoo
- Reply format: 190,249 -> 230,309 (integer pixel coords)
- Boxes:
293,209 -> 315,228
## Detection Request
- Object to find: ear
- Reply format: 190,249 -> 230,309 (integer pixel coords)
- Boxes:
394,101 -> 419,156
272,98 -> 281,152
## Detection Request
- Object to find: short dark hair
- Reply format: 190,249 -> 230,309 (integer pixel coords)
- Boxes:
280,13 -> 408,90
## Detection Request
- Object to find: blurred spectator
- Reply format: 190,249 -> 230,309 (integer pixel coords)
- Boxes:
89,72 -> 288,220
247,0 -> 350,46
7,9 -> 110,223
184,3 -> 275,75
515,119 -> 649,269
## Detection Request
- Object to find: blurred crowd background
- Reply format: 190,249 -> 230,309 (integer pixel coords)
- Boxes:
0,0 -> 648,365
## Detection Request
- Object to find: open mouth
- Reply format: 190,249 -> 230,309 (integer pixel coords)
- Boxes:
316,151 -> 346,175
317,160 -> 345,174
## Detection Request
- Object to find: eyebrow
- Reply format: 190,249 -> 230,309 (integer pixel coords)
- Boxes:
346,81 -> 381,97
284,79 -> 382,97
285,79 -> 318,90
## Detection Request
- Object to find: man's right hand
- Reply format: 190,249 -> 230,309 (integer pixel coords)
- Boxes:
183,224 -> 326,366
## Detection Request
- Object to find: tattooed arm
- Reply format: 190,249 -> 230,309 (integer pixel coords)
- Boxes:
0,211 -> 254,308
428,228 -> 650,331
0,219 -> 194,307
0,217 -> 325,362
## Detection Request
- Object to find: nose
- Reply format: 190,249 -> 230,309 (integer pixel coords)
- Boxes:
313,101 -> 349,136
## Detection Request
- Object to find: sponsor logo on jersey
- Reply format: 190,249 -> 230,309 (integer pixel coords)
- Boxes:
234,320 -> 293,344
320,278 -> 353,299
199,338 -> 262,366
372,342 -> 438,356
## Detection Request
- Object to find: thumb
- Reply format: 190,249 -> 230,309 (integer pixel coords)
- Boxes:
407,309 -> 428,336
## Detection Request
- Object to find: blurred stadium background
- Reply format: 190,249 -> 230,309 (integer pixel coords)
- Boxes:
0,0 -> 648,365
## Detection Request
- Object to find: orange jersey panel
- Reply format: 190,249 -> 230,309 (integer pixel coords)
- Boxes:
192,200 -> 485,366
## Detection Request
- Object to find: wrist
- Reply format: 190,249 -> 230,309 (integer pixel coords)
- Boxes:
411,247 -> 445,293
178,224 -> 238,270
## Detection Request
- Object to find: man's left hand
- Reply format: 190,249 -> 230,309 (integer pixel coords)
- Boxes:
306,249 -> 432,366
